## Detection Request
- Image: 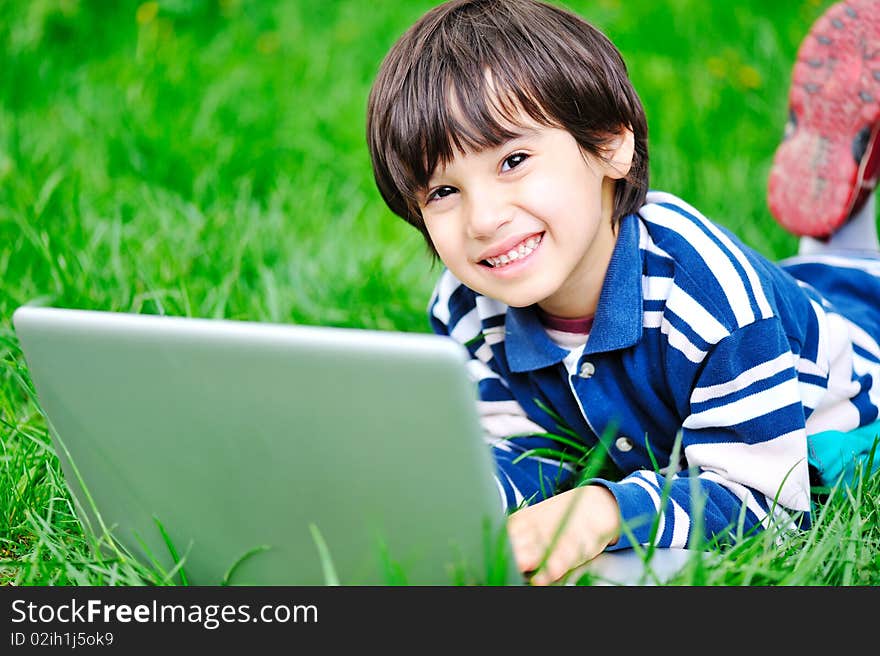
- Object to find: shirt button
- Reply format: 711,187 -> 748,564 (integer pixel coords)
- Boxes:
578,361 -> 595,378
615,437 -> 634,452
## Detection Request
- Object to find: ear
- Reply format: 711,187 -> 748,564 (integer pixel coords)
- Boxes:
602,126 -> 635,180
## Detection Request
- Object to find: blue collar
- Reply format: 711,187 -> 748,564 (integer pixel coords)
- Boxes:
505,213 -> 644,373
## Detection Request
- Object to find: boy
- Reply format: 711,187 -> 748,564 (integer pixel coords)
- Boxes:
366,0 -> 880,585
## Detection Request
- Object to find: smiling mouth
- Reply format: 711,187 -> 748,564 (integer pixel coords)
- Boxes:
481,234 -> 543,268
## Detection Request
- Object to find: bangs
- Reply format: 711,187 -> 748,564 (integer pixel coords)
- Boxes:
417,66 -> 558,184
378,12 -> 566,210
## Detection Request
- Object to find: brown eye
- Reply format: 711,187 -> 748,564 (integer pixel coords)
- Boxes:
427,185 -> 457,202
501,152 -> 528,172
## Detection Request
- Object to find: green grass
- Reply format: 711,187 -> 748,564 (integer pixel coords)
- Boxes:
2,0 -> 879,585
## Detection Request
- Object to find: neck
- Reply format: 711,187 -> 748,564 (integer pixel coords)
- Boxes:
538,180 -> 619,318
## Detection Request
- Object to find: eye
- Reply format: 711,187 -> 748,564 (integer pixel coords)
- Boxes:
426,185 -> 458,203
501,152 -> 529,172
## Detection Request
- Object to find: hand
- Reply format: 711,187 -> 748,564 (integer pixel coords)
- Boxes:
507,485 -> 621,585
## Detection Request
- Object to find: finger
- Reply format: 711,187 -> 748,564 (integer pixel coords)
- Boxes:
510,538 -> 544,574
532,543 -> 585,586
507,522 -> 546,573
528,572 -> 551,586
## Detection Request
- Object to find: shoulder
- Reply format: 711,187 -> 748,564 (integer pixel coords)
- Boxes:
637,190 -> 778,333
638,191 -> 747,265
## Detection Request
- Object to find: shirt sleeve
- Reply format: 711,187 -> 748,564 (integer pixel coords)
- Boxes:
470,358 -> 579,512
428,283 -> 577,514
590,317 -> 813,551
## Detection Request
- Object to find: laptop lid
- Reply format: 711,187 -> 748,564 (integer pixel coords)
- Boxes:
12,306 -> 519,585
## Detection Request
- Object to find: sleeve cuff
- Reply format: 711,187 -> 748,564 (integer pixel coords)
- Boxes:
589,478 -> 660,552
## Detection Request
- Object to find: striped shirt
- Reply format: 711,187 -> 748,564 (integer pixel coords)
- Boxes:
428,190 -> 880,551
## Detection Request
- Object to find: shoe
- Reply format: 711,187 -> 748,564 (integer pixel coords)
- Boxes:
767,0 -> 880,238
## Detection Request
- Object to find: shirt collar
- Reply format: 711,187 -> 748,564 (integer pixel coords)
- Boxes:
505,213 -> 643,373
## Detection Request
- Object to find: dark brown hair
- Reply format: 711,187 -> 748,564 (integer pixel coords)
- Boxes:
366,0 -> 649,255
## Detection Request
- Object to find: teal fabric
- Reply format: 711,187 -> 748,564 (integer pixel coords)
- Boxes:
807,420 -> 880,488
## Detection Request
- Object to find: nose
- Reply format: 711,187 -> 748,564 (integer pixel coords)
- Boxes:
465,189 -> 512,239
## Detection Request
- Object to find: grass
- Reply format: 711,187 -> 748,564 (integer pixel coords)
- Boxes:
2,0 -> 879,585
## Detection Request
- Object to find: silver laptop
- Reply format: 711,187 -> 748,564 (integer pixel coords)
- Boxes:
13,305 -> 523,585
12,305 -> 698,586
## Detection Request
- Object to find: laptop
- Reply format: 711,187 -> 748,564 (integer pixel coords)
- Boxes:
12,305 -> 697,586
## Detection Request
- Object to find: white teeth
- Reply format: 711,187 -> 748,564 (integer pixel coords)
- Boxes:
485,234 -> 542,268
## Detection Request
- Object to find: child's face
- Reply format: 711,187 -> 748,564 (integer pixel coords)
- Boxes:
419,114 -> 632,318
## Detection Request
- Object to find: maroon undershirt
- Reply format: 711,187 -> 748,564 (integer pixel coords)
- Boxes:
536,306 -> 594,334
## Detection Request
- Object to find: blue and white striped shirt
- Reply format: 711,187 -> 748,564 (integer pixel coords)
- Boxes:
428,191 -> 880,551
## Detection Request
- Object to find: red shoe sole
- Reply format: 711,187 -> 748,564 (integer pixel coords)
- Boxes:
767,0 -> 880,237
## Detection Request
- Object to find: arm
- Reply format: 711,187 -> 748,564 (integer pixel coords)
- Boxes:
471,359 -> 579,510
428,276 -> 577,511
593,317 -> 812,551
509,318 -> 813,585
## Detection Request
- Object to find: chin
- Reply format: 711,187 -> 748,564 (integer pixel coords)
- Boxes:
500,297 -> 539,309
460,271 -> 557,309
483,286 -> 549,309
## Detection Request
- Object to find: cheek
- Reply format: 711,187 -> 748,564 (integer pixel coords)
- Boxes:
521,179 -> 587,228
423,220 -> 461,262
526,167 -> 601,213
